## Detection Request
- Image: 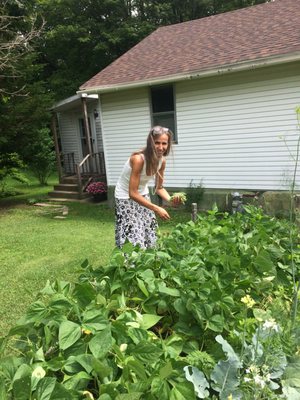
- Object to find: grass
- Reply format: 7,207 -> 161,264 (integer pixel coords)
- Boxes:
0,174 -> 191,336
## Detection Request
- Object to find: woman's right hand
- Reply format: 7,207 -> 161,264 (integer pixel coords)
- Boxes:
156,206 -> 170,220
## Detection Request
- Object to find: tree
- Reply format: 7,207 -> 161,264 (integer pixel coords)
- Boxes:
0,0 -> 44,96
0,1 -> 53,165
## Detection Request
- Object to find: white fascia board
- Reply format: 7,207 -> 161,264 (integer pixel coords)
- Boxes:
51,93 -> 98,111
77,52 -> 300,95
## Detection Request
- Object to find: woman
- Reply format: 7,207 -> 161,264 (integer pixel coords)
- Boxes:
114,125 -> 180,249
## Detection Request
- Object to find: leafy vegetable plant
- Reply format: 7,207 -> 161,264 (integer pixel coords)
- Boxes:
1,206 -> 300,399
169,192 -> 187,204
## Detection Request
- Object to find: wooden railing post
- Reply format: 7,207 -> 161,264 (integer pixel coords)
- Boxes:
76,164 -> 83,198
191,203 -> 197,222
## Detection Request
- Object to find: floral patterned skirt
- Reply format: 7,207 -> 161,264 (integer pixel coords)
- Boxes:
115,195 -> 158,249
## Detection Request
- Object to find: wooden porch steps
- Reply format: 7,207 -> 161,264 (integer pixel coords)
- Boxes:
48,176 -> 92,201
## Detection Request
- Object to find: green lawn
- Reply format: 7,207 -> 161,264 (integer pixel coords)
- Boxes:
0,175 -> 191,336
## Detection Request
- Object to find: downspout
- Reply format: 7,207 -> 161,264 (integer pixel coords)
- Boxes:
51,112 -> 63,181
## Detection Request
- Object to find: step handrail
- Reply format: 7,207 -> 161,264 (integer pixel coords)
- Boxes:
76,154 -> 91,197
75,152 -> 106,199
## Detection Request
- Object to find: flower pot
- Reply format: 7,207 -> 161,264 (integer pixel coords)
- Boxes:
92,193 -> 107,202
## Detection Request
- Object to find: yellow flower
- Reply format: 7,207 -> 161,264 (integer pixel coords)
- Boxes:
82,328 -> 92,335
241,295 -> 256,308
228,395 -> 233,400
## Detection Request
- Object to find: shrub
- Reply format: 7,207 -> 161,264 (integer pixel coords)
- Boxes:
27,128 -> 56,185
185,179 -> 204,210
0,152 -> 28,196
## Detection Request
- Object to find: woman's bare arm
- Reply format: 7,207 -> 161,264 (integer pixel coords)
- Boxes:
129,154 -> 170,220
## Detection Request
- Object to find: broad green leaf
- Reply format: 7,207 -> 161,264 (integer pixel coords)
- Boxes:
35,377 -> 56,400
25,301 -> 48,322
183,365 -> 209,398
58,321 -> 81,350
282,386 -> 300,400
165,335 -> 183,358
169,381 -> 196,400
115,393 -> 143,400
131,341 -> 163,364
92,358 -> 112,380
159,361 -> 173,379
253,308 -> 272,322
0,356 -> 22,381
253,250 -> 275,274
40,280 -> 56,295
99,395 -> 113,400
158,283 -> 181,297
12,376 -> 31,400
128,327 -> 148,344
211,359 -> 240,396
89,326 -> 113,359
48,382 -> 73,400
126,358 -> 148,381
140,314 -> 162,330
137,278 -> 149,297
151,376 -> 171,400
63,371 -> 91,391
215,335 -> 241,365
206,314 -> 225,332
73,282 -> 95,308
49,294 -> 73,311
282,356 -> 300,393
13,364 -> 32,382
0,376 -> 8,400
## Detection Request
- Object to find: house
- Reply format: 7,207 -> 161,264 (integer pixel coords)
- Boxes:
62,0 -> 300,210
50,93 -> 106,199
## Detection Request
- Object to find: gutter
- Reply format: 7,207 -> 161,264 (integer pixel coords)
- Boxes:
77,52 -> 300,95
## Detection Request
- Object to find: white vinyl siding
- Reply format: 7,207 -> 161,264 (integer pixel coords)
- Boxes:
167,62 -> 300,190
100,62 -> 300,191
100,88 -> 151,185
58,113 -> 81,164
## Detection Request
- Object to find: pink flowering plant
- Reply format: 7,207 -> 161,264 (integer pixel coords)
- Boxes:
86,181 -> 107,195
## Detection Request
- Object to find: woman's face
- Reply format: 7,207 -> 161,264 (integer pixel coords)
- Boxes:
154,133 -> 169,158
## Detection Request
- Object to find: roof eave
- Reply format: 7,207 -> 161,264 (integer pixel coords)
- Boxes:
77,52 -> 300,95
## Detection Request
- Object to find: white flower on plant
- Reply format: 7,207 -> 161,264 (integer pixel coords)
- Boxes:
262,318 -> 279,332
254,374 -> 266,388
244,377 -> 252,382
32,366 -> 46,379
120,343 -> 128,352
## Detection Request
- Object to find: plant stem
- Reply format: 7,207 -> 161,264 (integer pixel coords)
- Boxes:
290,108 -> 300,329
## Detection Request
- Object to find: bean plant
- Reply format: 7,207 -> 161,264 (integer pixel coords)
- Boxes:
0,206 -> 300,399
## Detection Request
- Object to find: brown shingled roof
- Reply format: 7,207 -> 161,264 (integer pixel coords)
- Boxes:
80,0 -> 300,91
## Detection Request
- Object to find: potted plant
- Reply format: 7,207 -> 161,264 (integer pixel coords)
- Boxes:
86,181 -> 107,202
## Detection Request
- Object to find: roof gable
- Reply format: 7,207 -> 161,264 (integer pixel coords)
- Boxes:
80,0 -> 300,91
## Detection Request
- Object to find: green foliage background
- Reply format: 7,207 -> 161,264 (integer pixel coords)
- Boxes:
0,0 -> 270,164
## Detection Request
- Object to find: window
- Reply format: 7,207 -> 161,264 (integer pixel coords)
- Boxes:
150,85 -> 177,142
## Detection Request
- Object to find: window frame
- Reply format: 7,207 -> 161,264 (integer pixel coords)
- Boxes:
149,84 -> 178,143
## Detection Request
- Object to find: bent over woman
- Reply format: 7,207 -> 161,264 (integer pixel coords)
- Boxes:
114,126 -> 180,249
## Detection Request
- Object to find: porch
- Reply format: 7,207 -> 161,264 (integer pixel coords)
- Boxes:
48,151 -> 106,200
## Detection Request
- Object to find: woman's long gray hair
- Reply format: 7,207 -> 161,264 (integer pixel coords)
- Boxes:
143,126 -> 173,176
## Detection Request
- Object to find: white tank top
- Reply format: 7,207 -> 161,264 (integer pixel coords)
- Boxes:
115,154 -> 163,199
